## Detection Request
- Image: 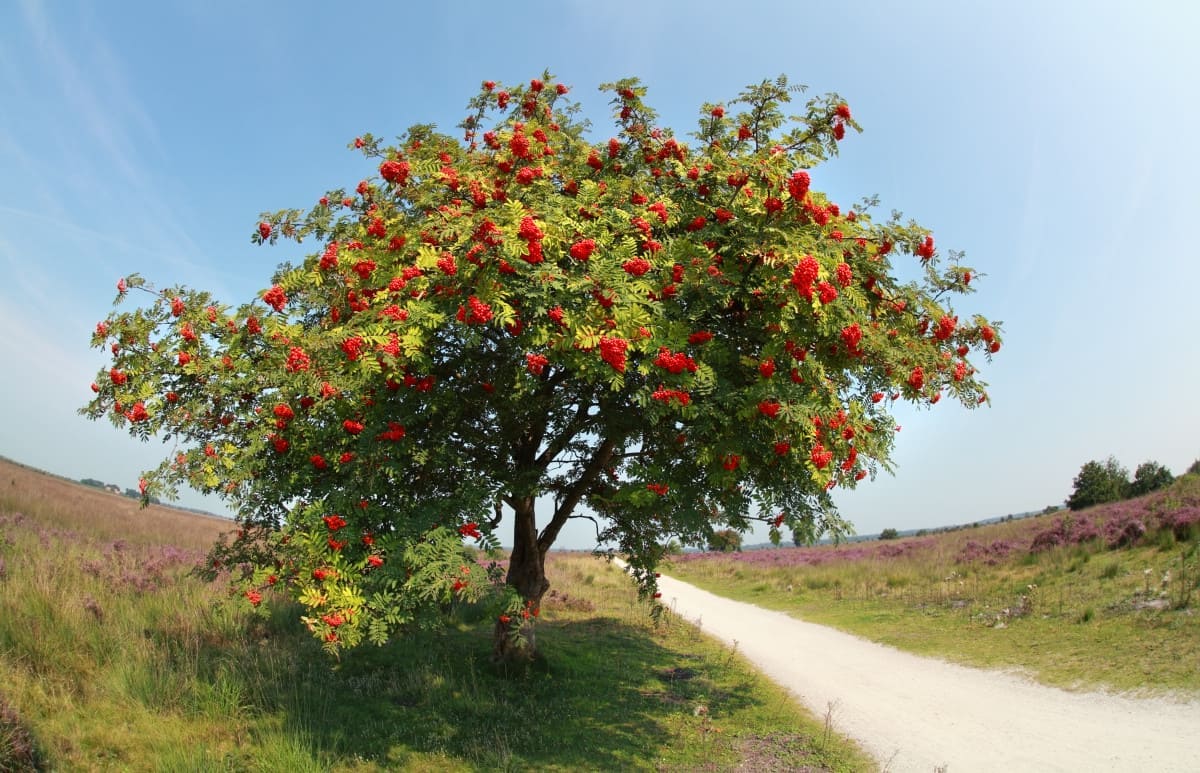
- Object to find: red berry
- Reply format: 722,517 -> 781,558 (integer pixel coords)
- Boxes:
916,235 -> 935,260
908,366 -> 925,391
569,239 -> 596,261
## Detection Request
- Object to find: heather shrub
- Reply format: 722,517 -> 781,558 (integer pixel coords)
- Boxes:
1029,515 -> 1100,552
956,539 -> 1018,565
1148,476 -> 1200,539
1104,515 -> 1147,549
0,695 -> 44,772
1071,516 -> 1101,544
1029,527 -> 1065,552
1158,507 -> 1200,542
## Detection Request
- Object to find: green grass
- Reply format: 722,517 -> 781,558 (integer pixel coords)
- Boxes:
667,483 -> 1200,696
0,459 -> 872,771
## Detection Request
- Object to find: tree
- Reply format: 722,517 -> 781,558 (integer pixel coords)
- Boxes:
1066,457 -> 1130,511
83,74 -> 1001,660
1129,461 -> 1174,497
878,527 -> 900,540
707,528 -> 743,552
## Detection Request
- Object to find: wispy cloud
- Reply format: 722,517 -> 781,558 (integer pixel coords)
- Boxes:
9,0 -> 222,292
19,0 -> 155,190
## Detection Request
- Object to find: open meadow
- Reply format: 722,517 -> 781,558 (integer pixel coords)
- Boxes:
0,457 -> 871,771
668,476 -> 1200,695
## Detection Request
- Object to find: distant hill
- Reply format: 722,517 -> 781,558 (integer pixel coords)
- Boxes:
0,453 -> 231,523
741,509 -> 1052,551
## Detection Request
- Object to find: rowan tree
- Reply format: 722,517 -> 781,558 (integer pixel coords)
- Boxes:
83,74 -> 1002,660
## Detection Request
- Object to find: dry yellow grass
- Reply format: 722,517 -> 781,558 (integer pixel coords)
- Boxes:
0,456 -> 229,549
0,455 -> 874,770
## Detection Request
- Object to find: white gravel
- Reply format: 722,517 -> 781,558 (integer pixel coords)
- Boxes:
637,563 -> 1200,772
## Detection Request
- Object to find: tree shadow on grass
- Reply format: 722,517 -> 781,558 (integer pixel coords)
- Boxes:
181,606 -> 769,770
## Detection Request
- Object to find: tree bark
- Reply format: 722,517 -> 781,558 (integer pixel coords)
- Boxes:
492,435 -> 619,661
493,495 -> 549,662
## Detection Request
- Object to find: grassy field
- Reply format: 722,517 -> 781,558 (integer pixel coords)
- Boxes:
667,476 -> 1200,696
0,458 -> 872,772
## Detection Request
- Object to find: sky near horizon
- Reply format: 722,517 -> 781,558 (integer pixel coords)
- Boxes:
1,1 -> 1197,549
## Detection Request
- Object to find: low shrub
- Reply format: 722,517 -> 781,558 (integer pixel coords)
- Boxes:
1104,516 -> 1146,549
0,696 -> 44,772
1030,515 -> 1100,552
957,539 -> 1018,565
1157,506 -> 1200,542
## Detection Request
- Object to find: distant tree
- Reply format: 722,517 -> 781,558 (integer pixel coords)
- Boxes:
80,478 -> 105,488
1042,504 -> 1059,515
1187,458 -> 1200,476
1129,461 -> 1174,497
878,527 -> 900,540
914,528 -> 928,537
708,528 -> 743,552
1066,457 -> 1130,511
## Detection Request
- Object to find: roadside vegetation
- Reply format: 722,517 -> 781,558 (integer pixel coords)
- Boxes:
669,473 -> 1200,695
0,458 -> 871,771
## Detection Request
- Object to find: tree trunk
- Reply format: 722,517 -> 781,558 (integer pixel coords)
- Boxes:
493,496 -> 549,662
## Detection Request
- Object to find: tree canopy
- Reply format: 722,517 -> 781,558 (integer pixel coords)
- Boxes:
707,528 -> 744,552
1066,457 -> 1179,511
84,74 -> 1001,658
1066,457 -> 1130,511
1130,461 -> 1175,497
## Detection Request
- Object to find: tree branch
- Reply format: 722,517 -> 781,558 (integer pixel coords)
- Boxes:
534,399 -> 594,470
486,498 -> 504,529
537,435 -> 619,554
568,512 -> 605,543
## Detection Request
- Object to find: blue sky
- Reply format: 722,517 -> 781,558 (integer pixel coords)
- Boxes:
2,0 -> 1197,548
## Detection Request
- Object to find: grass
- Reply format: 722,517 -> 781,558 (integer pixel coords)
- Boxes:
0,458 -> 872,771
667,477 -> 1200,696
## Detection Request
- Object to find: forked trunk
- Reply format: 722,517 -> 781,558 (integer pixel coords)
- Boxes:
493,496 -> 549,662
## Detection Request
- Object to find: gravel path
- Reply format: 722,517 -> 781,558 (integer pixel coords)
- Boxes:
645,565 -> 1200,772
